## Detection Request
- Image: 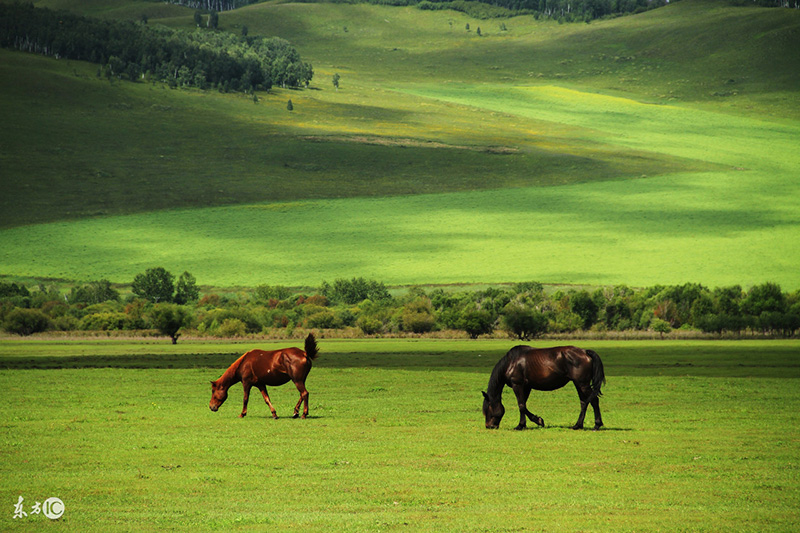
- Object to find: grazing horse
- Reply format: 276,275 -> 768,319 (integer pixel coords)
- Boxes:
210,333 -> 318,419
482,345 -> 605,431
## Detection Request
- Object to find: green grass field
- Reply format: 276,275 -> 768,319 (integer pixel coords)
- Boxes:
1,338 -> 799,530
1,0 -> 799,290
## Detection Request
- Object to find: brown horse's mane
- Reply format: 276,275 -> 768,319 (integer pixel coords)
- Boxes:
215,352 -> 248,386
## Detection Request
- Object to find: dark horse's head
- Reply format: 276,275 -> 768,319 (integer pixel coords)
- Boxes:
209,380 -> 228,412
482,391 -> 505,429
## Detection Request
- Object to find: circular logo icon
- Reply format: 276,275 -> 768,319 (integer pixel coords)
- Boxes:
42,497 -> 64,520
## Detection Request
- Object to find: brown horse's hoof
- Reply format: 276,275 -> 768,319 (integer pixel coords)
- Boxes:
292,413 -> 299,419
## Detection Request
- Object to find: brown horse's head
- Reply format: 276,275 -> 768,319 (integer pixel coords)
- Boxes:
209,380 -> 228,412
482,391 -> 505,429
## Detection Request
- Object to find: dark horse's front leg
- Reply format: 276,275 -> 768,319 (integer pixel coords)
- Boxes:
511,384 -> 545,430
573,383 -> 603,430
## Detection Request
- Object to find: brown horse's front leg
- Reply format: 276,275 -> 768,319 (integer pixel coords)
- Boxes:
258,386 -> 278,419
240,384 -> 251,418
293,381 -> 309,419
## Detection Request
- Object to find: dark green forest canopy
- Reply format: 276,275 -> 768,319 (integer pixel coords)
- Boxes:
0,3 -> 312,91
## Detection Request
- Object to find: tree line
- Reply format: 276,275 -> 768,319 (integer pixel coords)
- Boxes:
2,271 -> 799,341
162,0 -> 259,11
0,3 -> 312,92
345,0 -> 671,21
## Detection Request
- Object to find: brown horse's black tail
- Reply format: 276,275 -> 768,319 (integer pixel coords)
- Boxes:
304,333 -> 319,360
587,349 -> 606,399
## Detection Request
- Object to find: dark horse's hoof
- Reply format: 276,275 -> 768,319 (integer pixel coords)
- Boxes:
571,424 -> 583,430
513,425 -> 526,431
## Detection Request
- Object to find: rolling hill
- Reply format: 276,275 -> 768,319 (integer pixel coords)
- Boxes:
1,0 -> 798,289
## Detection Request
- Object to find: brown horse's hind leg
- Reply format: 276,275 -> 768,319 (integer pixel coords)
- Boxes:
258,386 -> 279,419
292,381 -> 309,419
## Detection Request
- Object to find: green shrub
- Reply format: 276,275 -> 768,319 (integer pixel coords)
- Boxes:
306,310 -> 339,329
501,304 -> 548,340
3,308 -> 51,335
79,312 -> 128,331
217,318 -> 246,338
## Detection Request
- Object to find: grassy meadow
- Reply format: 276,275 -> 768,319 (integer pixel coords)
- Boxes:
1,338 -> 799,530
1,0 -> 799,289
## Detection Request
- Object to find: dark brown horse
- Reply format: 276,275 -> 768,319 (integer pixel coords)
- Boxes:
482,345 -> 605,431
210,333 -> 318,419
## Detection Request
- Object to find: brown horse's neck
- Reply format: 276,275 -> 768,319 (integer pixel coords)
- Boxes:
216,354 -> 245,389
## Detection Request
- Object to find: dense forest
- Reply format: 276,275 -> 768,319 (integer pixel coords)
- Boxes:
2,272 -> 798,340
0,3 -> 312,92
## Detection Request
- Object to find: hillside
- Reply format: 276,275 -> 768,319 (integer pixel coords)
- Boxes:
1,0 -> 799,288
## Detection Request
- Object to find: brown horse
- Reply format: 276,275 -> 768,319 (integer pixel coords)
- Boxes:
482,345 -> 605,431
210,333 -> 318,419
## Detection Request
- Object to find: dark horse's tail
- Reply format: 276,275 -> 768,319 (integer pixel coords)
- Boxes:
304,333 -> 319,360
586,349 -> 606,400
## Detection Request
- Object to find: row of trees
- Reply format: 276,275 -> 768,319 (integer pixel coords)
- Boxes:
0,4 -> 312,92
2,271 -> 799,341
354,0 -> 672,21
164,0 -> 259,11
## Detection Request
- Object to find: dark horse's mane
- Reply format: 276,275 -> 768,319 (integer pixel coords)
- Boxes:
486,345 -> 529,400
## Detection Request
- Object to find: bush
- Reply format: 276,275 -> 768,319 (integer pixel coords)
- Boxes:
501,304 -> 548,340
459,308 -> 495,339
79,312 -> 128,331
3,309 -> 51,335
401,297 -> 436,333
217,318 -> 246,338
357,315 -> 384,335
306,310 -> 339,329
150,304 -> 193,343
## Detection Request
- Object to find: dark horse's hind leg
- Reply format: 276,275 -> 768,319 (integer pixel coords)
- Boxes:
512,384 -> 545,430
292,381 -> 309,419
573,383 -> 603,430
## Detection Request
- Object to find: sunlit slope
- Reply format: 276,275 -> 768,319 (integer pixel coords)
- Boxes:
2,0 -> 798,288
2,84 -> 798,288
218,0 -> 799,115
0,49 -> 700,228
